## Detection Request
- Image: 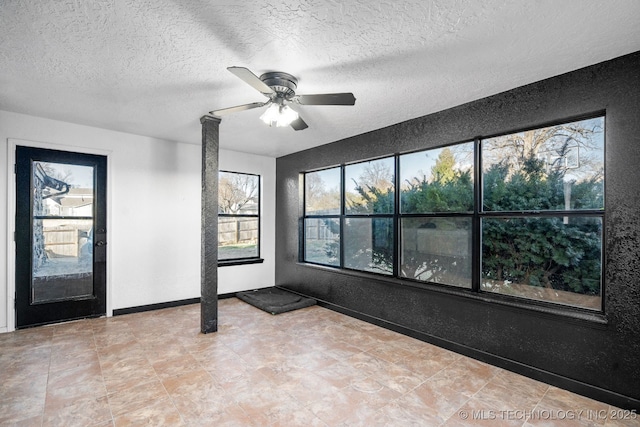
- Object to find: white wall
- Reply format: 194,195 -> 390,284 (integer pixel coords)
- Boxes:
1,110 -> 275,332
218,150 -> 276,295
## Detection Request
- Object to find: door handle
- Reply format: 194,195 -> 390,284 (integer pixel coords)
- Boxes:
95,240 -> 107,247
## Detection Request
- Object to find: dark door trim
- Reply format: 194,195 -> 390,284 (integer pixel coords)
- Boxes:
7,139 -> 110,331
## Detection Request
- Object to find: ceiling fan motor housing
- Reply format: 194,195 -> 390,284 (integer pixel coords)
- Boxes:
260,72 -> 297,99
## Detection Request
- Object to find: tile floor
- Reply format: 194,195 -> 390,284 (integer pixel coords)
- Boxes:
1,298 -> 638,426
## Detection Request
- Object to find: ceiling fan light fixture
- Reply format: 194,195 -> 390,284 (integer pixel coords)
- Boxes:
260,103 -> 299,127
277,105 -> 298,126
259,103 -> 279,126
211,67 -> 355,131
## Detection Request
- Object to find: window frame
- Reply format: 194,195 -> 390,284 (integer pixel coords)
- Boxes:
477,114 -> 605,311
218,170 -> 263,267
302,166 -> 342,268
343,156 -> 396,276
301,113 -> 605,315
398,141 -> 476,288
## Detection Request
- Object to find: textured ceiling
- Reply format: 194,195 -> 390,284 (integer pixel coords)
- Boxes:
1,1 -> 640,158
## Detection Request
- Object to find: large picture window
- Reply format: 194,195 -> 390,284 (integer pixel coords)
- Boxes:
302,115 -> 605,311
480,116 -> 604,309
218,171 -> 260,264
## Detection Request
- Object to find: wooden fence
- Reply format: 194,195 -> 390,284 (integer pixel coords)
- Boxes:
305,219 -> 339,241
219,217 -> 258,246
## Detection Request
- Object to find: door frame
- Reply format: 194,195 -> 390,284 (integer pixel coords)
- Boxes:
6,138 -> 113,332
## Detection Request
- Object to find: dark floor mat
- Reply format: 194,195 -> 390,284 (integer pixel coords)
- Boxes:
236,287 -> 316,315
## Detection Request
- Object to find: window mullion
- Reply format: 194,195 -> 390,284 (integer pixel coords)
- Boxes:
340,165 -> 345,269
473,138 -> 482,293
393,155 -> 400,278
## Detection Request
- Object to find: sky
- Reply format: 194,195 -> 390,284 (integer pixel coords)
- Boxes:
309,142 -> 476,195
39,162 -> 94,189
306,116 -> 603,195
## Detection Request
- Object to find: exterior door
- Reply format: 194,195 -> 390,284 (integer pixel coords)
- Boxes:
15,146 -> 107,328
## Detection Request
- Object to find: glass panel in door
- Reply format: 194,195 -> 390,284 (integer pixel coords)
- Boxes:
31,161 -> 95,303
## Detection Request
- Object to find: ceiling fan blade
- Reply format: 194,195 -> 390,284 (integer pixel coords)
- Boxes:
294,93 -> 356,106
290,115 -> 308,131
227,66 -> 274,96
209,101 -> 268,117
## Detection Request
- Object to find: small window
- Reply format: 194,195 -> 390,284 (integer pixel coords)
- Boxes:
344,217 -> 394,275
400,143 -> 474,214
400,217 -> 472,288
480,216 -> 602,309
344,157 -> 395,274
218,171 -> 261,263
399,142 -> 474,288
304,218 -> 340,266
303,167 -> 341,267
482,117 -> 604,212
305,167 -> 341,215
345,157 -> 395,215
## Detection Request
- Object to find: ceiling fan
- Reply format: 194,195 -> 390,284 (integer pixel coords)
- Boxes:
210,67 -> 356,131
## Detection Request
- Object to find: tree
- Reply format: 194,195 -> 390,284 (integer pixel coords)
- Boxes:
483,119 -> 603,182
346,161 -> 394,213
359,161 -> 393,190
401,147 -> 473,213
399,148 -> 473,283
218,173 -> 258,214
481,156 -> 602,295
313,118 -> 604,299
341,160 -> 395,273
305,172 -> 340,214
430,147 -> 456,183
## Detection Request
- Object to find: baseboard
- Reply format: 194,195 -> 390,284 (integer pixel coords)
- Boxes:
113,297 -> 201,316
277,286 -> 640,411
112,292 -> 244,316
218,292 -> 238,300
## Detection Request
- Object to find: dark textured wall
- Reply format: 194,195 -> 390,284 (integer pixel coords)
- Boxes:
275,51 -> 640,408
